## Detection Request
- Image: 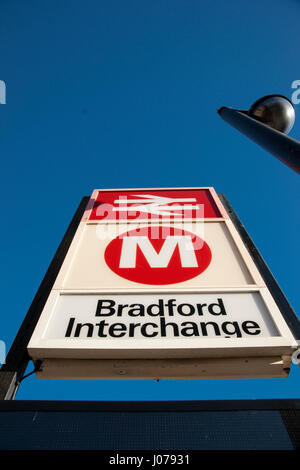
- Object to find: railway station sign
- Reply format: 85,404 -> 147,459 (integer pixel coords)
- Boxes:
27,187 -> 299,379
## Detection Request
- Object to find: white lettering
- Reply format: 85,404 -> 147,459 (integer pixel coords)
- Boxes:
119,236 -> 198,268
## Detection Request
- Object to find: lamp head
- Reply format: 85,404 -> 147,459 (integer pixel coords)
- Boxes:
248,94 -> 295,134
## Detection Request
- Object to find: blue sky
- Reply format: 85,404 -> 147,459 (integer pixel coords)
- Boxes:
1,0 -> 300,400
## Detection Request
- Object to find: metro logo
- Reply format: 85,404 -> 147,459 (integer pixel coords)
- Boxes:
105,226 -> 212,285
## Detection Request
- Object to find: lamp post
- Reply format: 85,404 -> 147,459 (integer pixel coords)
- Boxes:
218,95 -> 300,174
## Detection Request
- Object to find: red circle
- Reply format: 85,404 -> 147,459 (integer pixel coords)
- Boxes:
104,226 -> 212,285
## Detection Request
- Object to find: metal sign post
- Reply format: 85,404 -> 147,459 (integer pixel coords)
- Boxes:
0,197 -> 89,400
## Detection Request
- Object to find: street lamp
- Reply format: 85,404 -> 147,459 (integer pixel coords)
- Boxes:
218,95 -> 300,173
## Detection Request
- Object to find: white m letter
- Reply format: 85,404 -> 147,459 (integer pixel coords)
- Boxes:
119,236 -> 198,268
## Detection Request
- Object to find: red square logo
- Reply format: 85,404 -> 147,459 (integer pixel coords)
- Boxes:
88,189 -> 223,221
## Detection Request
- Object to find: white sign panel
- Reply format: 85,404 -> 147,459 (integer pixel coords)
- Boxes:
28,290 -> 295,359
45,292 -> 279,341
53,222 -> 256,290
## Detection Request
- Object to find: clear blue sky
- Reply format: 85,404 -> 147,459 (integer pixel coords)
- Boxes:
1,0 -> 300,400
